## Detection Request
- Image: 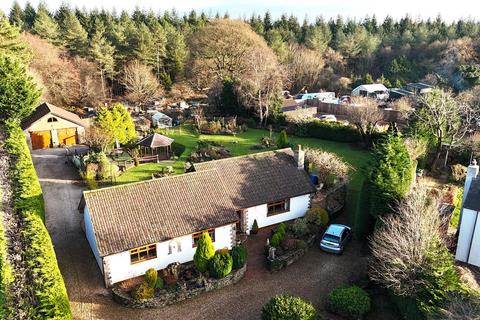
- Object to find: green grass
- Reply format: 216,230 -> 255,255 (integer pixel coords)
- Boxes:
116,125 -> 372,226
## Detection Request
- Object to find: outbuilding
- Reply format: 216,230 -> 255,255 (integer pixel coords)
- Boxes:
351,84 -> 389,100
151,112 -> 173,128
22,103 -> 89,150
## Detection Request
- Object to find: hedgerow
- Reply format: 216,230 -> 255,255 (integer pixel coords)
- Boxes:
0,190 -> 13,319
5,121 -> 71,319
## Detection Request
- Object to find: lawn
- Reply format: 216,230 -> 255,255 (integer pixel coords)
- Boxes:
115,125 -> 372,228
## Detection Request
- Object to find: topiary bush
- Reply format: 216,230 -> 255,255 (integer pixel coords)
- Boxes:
155,277 -> 164,290
277,223 -> 286,237
131,282 -> 154,301
271,232 -> 283,248
208,250 -> 233,279
327,286 -> 371,319
252,219 -> 259,234
145,268 -> 157,288
193,232 -> 215,272
305,207 -> 329,227
231,245 -> 247,270
261,294 -> 317,320
277,130 -> 289,148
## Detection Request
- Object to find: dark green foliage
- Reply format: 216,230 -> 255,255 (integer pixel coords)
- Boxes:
261,295 -> 317,320
277,223 -> 286,237
252,219 -> 259,233
296,120 -> 362,143
208,250 -> 233,279
368,133 -> 413,219
158,71 -> 173,90
0,54 -> 41,122
219,79 -> 244,117
4,122 -> 71,319
145,268 -> 157,288
277,130 -> 289,148
328,286 -> 371,319
389,292 -> 424,320
155,277 -> 164,290
193,232 -> 215,272
305,208 -> 329,227
291,218 -> 309,238
131,282 -> 154,300
231,245 -> 247,270
270,232 -> 283,247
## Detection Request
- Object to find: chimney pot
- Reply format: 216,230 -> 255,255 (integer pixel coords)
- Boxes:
294,145 -> 305,170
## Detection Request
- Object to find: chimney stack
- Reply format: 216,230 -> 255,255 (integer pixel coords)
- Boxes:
294,145 -> 305,170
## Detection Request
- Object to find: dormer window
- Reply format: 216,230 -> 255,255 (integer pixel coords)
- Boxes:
47,117 -> 58,123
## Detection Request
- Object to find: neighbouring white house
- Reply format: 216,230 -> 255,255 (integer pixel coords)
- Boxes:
455,160 -> 480,267
79,147 -> 316,287
21,102 -> 89,150
351,84 -> 389,100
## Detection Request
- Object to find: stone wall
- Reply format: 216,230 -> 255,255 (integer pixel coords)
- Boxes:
267,234 -> 316,272
112,264 -> 247,309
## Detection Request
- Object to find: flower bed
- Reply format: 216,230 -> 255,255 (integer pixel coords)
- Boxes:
112,263 -> 247,308
265,221 -> 318,272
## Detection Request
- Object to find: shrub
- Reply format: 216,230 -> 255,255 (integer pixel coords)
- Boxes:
193,232 -> 215,272
451,164 -> 467,182
271,232 -> 283,248
295,240 -> 307,250
291,218 -> 309,238
261,295 -> 317,320
277,130 -> 289,148
145,268 -> 158,288
328,286 -> 371,319
305,208 -> 329,227
252,219 -> 259,234
208,250 -> 233,279
277,223 -> 286,237
131,282 -> 154,300
155,277 -> 164,290
297,119 -> 361,143
231,245 -> 247,270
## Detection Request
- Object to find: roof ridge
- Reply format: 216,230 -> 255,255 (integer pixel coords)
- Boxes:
83,168 -> 219,196
195,147 -> 293,166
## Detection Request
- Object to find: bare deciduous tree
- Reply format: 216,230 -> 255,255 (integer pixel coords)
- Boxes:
304,148 -> 352,185
83,126 -> 111,153
348,96 -> 384,147
369,185 -> 442,296
122,60 -> 163,107
404,137 -> 428,161
438,294 -> 480,320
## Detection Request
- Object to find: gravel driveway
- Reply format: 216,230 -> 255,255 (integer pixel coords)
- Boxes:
33,147 -> 378,320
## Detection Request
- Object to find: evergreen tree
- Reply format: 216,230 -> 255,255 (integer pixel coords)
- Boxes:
23,1 -> 36,29
0,53 -> 41,121
164,23 -> 186,80
0,14 -> 30,63
32,6 -> 61,43
305,24 -> 332,53
61,11 -> 88,55
263,11 -> 272,32
88,20 -> 115,99
95,103 -> 136,145
193,232 -> 215,273
368,132 -> 413,219
364,73 -> 374,84
9,1 -> 24,29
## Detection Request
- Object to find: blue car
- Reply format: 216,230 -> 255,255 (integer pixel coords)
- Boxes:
320,224 -> 352,254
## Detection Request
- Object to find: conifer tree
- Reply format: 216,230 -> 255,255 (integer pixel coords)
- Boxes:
164,24 -> 186,80
193,232 -> 215,273
23,1 -> 36,29
0,14 -> 30,63
0,53 -> 41,121
9,1 -> 24,29
62,11 -> 88,55
32,5 -> 60,43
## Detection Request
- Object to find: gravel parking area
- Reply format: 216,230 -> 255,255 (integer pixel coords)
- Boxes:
33,147 -> 387,320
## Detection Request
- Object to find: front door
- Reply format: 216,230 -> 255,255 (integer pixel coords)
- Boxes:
236,210 -> 245,234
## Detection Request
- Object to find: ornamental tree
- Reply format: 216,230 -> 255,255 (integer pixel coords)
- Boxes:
193,232 -> 215,272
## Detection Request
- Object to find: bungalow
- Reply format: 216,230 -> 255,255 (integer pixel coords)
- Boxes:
455,160 -> 480,267
22,102 -> 89,150
79,147 -> 316,287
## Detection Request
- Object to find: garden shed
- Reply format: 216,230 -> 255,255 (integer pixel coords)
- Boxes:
137,133 -> 174,161
151,112 -> 173,128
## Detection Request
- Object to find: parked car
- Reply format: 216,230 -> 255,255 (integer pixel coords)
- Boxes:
318,114 -> 337,122
320,224 -> 352,254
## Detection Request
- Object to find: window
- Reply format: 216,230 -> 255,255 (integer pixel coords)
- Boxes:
47,117 -> 58,123
130,244 -> 157,264
192,228 -> 215,247
267,199 -> 290,216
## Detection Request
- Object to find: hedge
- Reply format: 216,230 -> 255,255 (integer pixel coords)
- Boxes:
5,121 -> 72,319
327,285 -> 371,319
0,190 -> 13,319
295,120 -> 362,143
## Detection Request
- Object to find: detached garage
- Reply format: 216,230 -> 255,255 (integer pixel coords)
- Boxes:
22,103 -> 89,150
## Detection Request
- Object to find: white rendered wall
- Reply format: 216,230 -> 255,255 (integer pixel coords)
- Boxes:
104,224 -> 235,286
245,194 -> 311,233
84,206 -> 103,273
456,208 -> 478,263
467,214 -> 480,266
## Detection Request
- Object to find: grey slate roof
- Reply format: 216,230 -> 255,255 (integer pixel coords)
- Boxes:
464,178 -> 480,211
83,169 -> 238,257
194,148 -> 316,209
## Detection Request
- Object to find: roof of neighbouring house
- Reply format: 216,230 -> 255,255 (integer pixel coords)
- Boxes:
407,82 -> 433,90
137,133 -> 174,148
82,169 -> 239,256
21,102 -> 88,130
352,84 -> 388,93
464,178 -> 480,211
193,148 -> 316,209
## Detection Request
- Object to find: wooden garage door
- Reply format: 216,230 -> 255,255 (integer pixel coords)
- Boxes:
57,128 -> 77,146
31,131 -> 51,149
